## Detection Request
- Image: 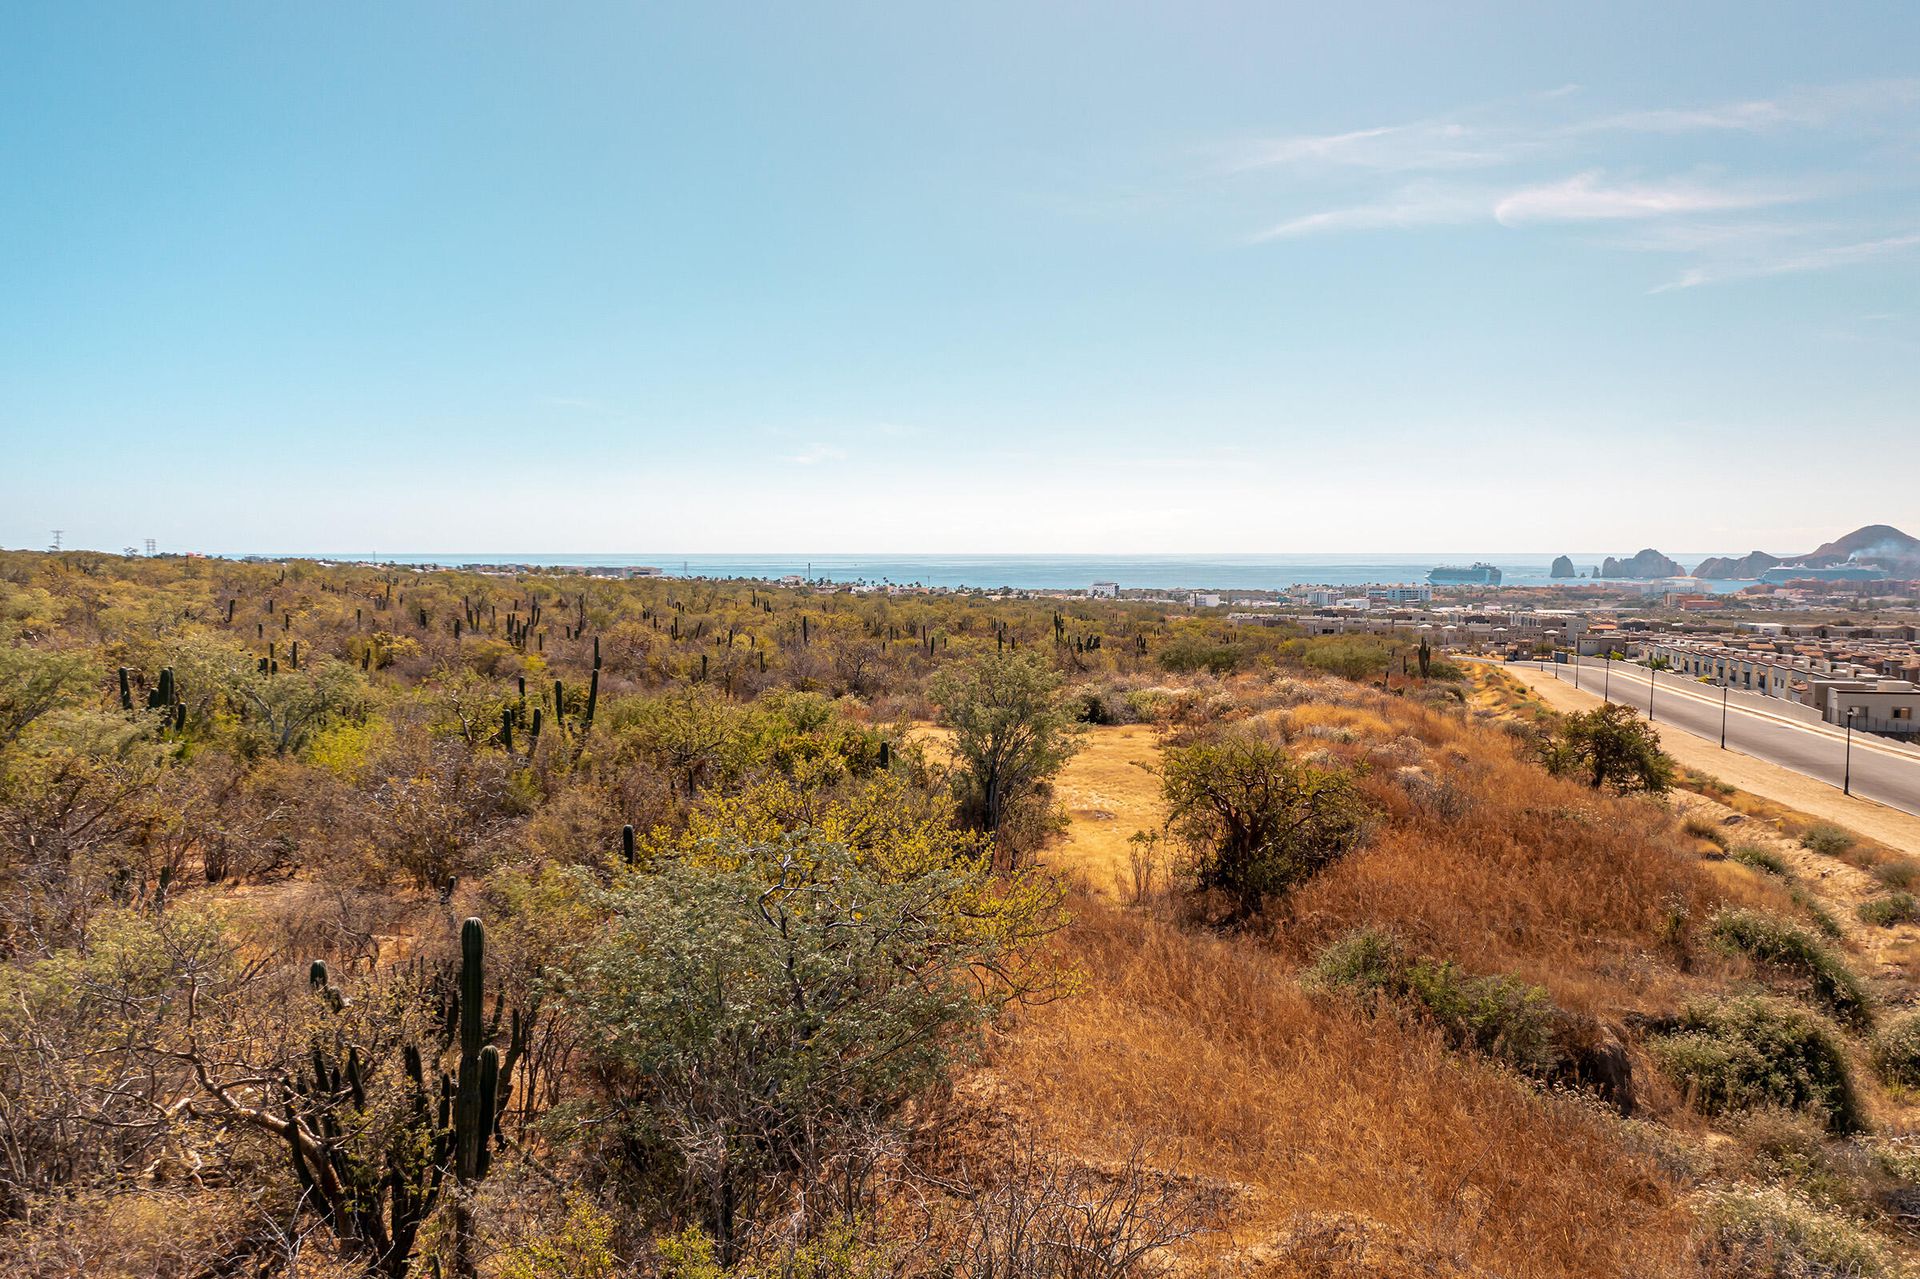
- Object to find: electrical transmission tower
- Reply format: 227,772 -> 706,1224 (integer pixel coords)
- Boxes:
49,529 -> 63,551
144,538 -> 157,556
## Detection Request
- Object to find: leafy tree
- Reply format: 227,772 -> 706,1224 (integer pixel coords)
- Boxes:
1158,732 -> 1371,923
1543,703 -> 1673,794
929,652 -> 1084,862
1289,636 -> 1393,682
0,642 -> 96,747
554,835 -> 1032,1262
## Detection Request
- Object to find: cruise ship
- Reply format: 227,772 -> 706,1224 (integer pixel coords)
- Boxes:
1428,562 -> 1503,586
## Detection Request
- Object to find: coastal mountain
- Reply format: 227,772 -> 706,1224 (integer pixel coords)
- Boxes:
1804,523 -> 1920,569
1690,524 -> 1920,579
1599,548 -> 1685,579
1692,551 -> 1782,580
1550,554 -> 1576,578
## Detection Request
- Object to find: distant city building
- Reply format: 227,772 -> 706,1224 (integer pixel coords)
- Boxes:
1090,581 -> 1120,598
1369,584 -> 1433,604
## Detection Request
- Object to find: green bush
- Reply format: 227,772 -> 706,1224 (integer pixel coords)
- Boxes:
1160,733 -> 1372,922
1729,843 -> 1789,876
1308,928 -> 1557,1073
1698,1184 -> 1899,1278
1684,814 -> 1730,849
1787,890 -> 1844,940
1872,1010 -> 1920,1088
1649,996 -> 1862,1131
1707,908 -> 1871,1028
1872,859 -> 1920,891
1857,893 -> 1920,928
1799,823 -> 1856,857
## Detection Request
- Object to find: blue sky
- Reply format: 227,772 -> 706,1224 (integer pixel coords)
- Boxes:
2,2 -> 1916,555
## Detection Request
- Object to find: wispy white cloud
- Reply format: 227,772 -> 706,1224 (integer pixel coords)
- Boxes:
1579,79 -> 1920,134
1227,77 -> 1918,289
1492,172 -> 1804,225
1652,230 -> 1920,291
1255,173 -> 1805,240
1230,79 -> 1920,177
1252,182 -> 1493,239
1224,120 -> 1530,174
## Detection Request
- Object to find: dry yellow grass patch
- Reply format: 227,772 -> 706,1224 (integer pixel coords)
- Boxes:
987,896 -> 1702,1279
1048,724 -> 1164,896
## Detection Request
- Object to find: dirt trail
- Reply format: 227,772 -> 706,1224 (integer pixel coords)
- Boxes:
1495,664 -> 1920,855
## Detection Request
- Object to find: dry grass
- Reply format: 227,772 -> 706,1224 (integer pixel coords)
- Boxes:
1287,705 -> 1771,1019
1050,724 -> 1164,897
983,894 -> 1702,1278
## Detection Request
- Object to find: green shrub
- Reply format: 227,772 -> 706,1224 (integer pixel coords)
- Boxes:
1730,843 -> 1789,876
1649,996 -> 1862,1131
1307,926 -> 1402,992
1697,1184 -> 1898,1277
1799,823 -> 1856,857
1160,733 -> 1372,922
1308,928 -> 1557,1073
1685,814 -> 1731,849
1872,859 -> 1920,891
1787,889 -> 1844,940
1872,1010 -> 1920,1088
1707,908 -> 1871,1028
1857,893 -> 1920,928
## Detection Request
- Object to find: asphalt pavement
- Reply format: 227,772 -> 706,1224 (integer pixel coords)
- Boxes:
1499,656 -> 1920,819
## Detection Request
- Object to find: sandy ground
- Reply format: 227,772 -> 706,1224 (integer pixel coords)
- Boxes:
1497,664 -> 1920,856
1047,724 -> 1165,897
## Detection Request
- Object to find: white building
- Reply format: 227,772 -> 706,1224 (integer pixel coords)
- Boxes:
1817,681 -> 1920,734
1090,581 -> 1120,598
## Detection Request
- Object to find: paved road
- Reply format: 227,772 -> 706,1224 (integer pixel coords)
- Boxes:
1498,656 -> 1920,819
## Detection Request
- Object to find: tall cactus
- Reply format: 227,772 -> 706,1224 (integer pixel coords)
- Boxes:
285,918 -> 531,1279
453,918 -> 495,1183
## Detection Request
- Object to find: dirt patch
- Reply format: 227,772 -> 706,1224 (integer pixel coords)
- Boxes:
1047,724 -> 1165,896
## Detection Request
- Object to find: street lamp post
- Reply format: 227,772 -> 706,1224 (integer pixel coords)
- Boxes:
1845,706 -> 1858,796
1647,657 -> 1656,721
1720,680 -> 1729,750
1603,653 -> 1611,704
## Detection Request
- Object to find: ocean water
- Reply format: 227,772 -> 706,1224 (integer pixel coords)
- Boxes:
306,552 -> 1757,594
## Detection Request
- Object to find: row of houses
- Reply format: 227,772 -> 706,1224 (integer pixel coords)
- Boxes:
1643,637 -> 1920,735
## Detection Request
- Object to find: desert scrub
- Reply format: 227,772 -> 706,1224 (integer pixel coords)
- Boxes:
1857,893 -> 1920,928
1730,843 -> 1789,876
1707,908 -> 1871,1028
1800,823 -> 1856,857
1684,813 -> 1730,849
1696,1184 -> 1899,1278
1650,996 -> 1862,1132
1872,1011 -> 1920,1089
1872,859 -> 1920,892
1308,928 -> 1558,1073
1788,889 -> 1845,940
